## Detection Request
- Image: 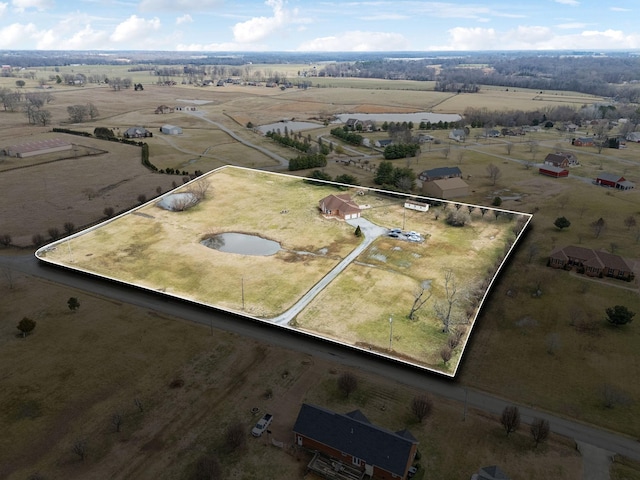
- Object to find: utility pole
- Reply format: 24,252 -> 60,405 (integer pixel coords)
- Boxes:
389,315 -> 393,351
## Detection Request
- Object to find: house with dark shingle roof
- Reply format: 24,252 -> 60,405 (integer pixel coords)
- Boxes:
418,166 -> 462,182
293,403 -> 419,480
123,126 -> 153,139
549,245 -> 635,281
319,194 -> 361,220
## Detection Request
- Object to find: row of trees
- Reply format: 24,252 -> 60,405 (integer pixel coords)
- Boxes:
383,143 -> 420,160
288,153 -> 327,171
330,127 -> 363,146
265,130 -> 311,153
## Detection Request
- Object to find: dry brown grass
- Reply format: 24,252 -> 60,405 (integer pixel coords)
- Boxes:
0,271 -> 584,480
38,166 -> 526,374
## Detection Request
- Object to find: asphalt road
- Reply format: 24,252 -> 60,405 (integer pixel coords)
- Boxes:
2,253 -> 639,462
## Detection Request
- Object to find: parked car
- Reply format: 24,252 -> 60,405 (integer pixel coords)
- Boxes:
251,413 -> 273,437
408,466 -> 418,478
389,228 -> 402,234
388,232 -> 399,238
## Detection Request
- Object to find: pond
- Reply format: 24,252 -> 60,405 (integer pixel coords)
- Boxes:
201,233 -> 281,256
334,112 -> 462,124
156,193 -> 198,211
257,120 -> 322,134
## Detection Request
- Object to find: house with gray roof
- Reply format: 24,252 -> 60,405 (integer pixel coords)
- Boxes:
418,166 -> 462,182
293,403 -> 419,480
595,173 -> 635,190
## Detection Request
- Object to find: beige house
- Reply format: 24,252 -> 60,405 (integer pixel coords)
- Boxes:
422,177 -> 469,199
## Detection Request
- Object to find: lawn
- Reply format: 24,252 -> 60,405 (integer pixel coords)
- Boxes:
37,166 -> 530,375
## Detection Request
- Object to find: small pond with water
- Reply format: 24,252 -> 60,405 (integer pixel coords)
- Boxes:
201,233 -> 281,256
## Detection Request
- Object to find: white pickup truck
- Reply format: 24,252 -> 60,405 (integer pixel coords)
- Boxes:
251,413 -> 273,437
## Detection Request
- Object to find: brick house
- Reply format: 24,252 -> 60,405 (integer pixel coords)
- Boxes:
549,245 -> 635,281
293,403 -> 419,480
319,194 -> 361,220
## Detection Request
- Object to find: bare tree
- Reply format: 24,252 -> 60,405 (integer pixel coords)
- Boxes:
486,163 -> 501,186
411,395 -> 433,423
137,194 -> 147,204
192,454 -> 221,480
134,398 -> 144,413
434,269 -> 458,333
2,265 -> 15,289
440,346 -> 452,364
224,420 -> 246,452
63,222 -> 75,235
624,215 -> 636,230
590,217 -> 606,238
505,142 -> 513,155
408,282 -> 433,320
500,405 -> 520,436
111,412 -> 123,433
72,439 -> 87,461
530,417 -> 550,448
337,371 -> 358,398
104,207 -> 115,218
48,227 -> 60,240
188,179 -> 211,201
0,233 -> 12,247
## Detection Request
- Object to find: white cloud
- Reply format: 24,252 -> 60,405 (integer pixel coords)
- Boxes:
11,0 -> 52,12
554,0 -> 579,5
429,25 -> 640,51
0,22 -> 39,47
297,31 -> 410,52
176,41 -> 267,51
610,7 -> 630,12
109,15 -> 161,43
139,0 -> 222,11
359,14 -> 410,21
232,0 -> 309,44
176,14 -> 193,25
0,3 -> 7,16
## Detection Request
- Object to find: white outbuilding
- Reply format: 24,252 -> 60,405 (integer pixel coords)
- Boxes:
161,124 -> 182,135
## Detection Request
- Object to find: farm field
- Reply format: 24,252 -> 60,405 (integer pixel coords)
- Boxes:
2,64 -> 640,477
36,166 -> 530,376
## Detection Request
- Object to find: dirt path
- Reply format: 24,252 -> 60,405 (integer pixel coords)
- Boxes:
576,441 -> 614,480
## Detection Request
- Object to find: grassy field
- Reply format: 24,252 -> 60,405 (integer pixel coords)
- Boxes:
38,166 -> 528,375
0,271 -> 584,480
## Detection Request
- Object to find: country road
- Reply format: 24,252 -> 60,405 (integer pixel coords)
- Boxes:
2,252 -> 639,464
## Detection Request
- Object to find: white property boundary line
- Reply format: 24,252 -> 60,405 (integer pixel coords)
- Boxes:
35,165 -> 533,378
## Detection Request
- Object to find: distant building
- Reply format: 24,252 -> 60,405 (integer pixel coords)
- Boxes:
549,245 -> 635,281
449,129 -> 466,142
123,127 -> 153,139
418,166 -> 462,182
422,177 -> 469,199
539,165 -> 569,178
595,173 -> 635,190
3,138 -> 72,158
160,124 -> 182,135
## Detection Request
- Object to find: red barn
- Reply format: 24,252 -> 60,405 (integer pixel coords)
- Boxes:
539,165 -> 569,178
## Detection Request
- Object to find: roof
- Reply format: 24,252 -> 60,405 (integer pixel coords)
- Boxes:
597,172 -> 625,183
124,126 -> 150,135
421,166 -> 462,179
539,165 -> 568,173
478,465 -> 511,480
550,245 -> 633,273
544,153 -> 568,165
293,403 -> 418,477
319,194 -> 361,215
5,138 -> 71,154
430,177 -> 469,190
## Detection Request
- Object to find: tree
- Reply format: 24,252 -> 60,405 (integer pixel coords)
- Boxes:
17,317 -> 36,338
374,160 -> 395,185
492,196 -> 502,207
337,371 -> 358,398
0,233 -> 12,247
67,297 -> 80,312
111,412 -> 123,432
15,79 -> 25,88
411,395 -> 433,423
103,207 -> 115,217
63,222 -> 75,235
408,282 -> 433,320
67,104 -> 88,123
440,346 -> 452,364
137,194 -> 147,204
530,417 -> 550,448
553,216 -> 571,230
223,420 -> 246,453
486,163 -> 501,186
434,269 -> 458,333
605,305 -> 635,326
72,439 -> 87,461
500,405 -> 520,436
591,217 -> 606,238
354,225 -> 362,237
192,454 -> 221,480
623,215 -> 636,230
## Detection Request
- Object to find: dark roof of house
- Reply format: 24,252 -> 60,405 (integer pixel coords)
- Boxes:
377,139 -> 393,146
549,246 -> 633,272
124,126 -> 150,136
544,153 -> 569,165
293,403 -> 418,477
478,465 -> 511,480
420,166 -> 462,179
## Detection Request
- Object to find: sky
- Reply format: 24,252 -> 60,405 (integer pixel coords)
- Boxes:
0,0 -> 639,52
